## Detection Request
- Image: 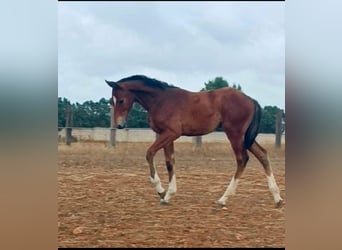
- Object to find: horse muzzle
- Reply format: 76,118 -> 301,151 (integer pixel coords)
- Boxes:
116,120 -> 127,129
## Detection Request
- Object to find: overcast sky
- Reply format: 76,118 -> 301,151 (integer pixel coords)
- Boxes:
58,2 -> 284,109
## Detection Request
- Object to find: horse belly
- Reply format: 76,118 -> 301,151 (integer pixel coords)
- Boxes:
181,113 -> 221,136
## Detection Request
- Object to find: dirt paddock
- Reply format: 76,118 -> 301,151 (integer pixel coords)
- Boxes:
58,140 -> 285,248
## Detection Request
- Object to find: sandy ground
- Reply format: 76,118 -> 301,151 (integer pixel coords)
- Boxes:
58,140 -> 285,248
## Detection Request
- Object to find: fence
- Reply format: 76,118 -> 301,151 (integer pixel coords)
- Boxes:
59,104 -> 285,147
58,127 -> 285,144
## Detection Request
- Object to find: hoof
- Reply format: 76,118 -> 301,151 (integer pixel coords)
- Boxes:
160,199 -> 169,205
275,199 -> 284,208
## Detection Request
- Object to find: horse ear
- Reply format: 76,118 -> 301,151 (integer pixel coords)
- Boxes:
105,80 -> 121,90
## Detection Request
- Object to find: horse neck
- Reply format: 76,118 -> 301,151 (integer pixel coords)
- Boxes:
123,81 -> 179,111
133,89 -> 162,112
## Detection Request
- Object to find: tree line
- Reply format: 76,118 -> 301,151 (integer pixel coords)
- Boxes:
58,77 -> 284,133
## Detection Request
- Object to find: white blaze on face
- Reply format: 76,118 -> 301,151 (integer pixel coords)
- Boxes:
112,96 -> 116,106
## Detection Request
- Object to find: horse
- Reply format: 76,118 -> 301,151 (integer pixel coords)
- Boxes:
105,75 -> 283,207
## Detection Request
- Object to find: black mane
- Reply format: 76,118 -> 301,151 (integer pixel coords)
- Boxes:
117,75 -> 178,89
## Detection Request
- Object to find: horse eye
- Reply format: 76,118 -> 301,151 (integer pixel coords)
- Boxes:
118,99 -> 124,104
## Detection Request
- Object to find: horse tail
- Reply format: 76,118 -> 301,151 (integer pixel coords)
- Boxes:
244,99 -> 262,149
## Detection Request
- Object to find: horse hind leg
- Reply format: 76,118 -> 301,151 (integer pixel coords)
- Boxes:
218,133 -> 249,205
248,141 -> 284,207
161,142 -> 177,204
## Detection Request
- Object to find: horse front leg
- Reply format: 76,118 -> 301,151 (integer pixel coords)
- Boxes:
162,142 -> 177,203
146,132 -> 178,204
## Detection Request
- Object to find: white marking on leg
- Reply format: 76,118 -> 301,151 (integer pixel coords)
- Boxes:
150,171 -> 165,194
218,176 -> 239,205
168,174 -> 177,194
267,173 -> 282,203
163,175 -> 177,203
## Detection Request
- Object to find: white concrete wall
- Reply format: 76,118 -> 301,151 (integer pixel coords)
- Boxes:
58,127 -> 285,144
